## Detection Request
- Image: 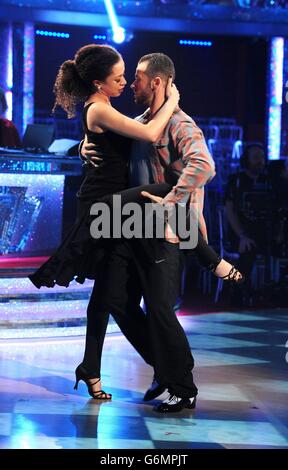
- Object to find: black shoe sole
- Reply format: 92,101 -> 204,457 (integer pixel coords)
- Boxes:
153,397 -> 197,413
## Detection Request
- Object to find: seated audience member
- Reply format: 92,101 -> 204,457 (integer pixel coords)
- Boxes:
0,88 -> 21,147
224,144 -> 271,303
269,159 -> 288,258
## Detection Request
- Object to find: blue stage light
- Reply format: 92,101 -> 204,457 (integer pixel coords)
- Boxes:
93,34 -> 107,40
267,37 -> 284,160
179,39 -> 212,47
112,26 -> 126,44
104,0 -> 126,44
35,30 -> 70,39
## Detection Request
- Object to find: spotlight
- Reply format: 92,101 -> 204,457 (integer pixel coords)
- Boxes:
106,28 -> 133,44
112,26 -> 126,44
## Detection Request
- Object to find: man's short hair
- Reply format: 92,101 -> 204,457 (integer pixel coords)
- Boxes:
240,143 -> 265,169
138,53 -> 175,83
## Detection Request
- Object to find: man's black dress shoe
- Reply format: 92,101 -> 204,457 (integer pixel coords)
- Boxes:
143,379 -> 168,401
154,394 -> 197,413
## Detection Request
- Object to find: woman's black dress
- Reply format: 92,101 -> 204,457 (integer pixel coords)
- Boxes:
29,104 -> 220,288
28,103 -> 131,288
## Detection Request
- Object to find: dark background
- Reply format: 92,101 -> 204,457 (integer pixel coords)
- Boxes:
35,24 -> 268,143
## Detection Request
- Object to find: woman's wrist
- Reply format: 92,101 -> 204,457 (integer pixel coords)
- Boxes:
167,94 -> 178,107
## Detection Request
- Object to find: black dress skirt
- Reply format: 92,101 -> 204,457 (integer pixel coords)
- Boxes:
29,103 -> 131,288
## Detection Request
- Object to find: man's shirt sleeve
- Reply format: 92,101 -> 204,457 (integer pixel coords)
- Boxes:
162,120 -> 216,206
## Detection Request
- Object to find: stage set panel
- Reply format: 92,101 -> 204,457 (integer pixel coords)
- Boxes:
0,152 -> 82,257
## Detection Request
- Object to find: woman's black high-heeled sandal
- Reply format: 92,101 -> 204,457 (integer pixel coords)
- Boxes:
216,265 -> 244,284
74,365 -> 112,400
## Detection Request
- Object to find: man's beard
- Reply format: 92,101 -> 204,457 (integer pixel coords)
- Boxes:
134,88 -> 152,106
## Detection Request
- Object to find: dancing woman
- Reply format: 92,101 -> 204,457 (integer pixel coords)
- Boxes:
29,45 -> 242,401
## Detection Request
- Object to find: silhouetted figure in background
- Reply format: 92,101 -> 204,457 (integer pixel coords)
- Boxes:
224,144 -> 271,305
269,159 -> 288,259
0,88 -> 21,148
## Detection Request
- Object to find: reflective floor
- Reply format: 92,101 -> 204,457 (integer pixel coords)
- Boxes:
0,309 -> 288,449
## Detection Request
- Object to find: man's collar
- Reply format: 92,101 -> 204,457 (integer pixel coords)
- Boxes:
141,108 -> 151,120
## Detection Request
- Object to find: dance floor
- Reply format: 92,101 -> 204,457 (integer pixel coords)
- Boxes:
0,285 -> 287,449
